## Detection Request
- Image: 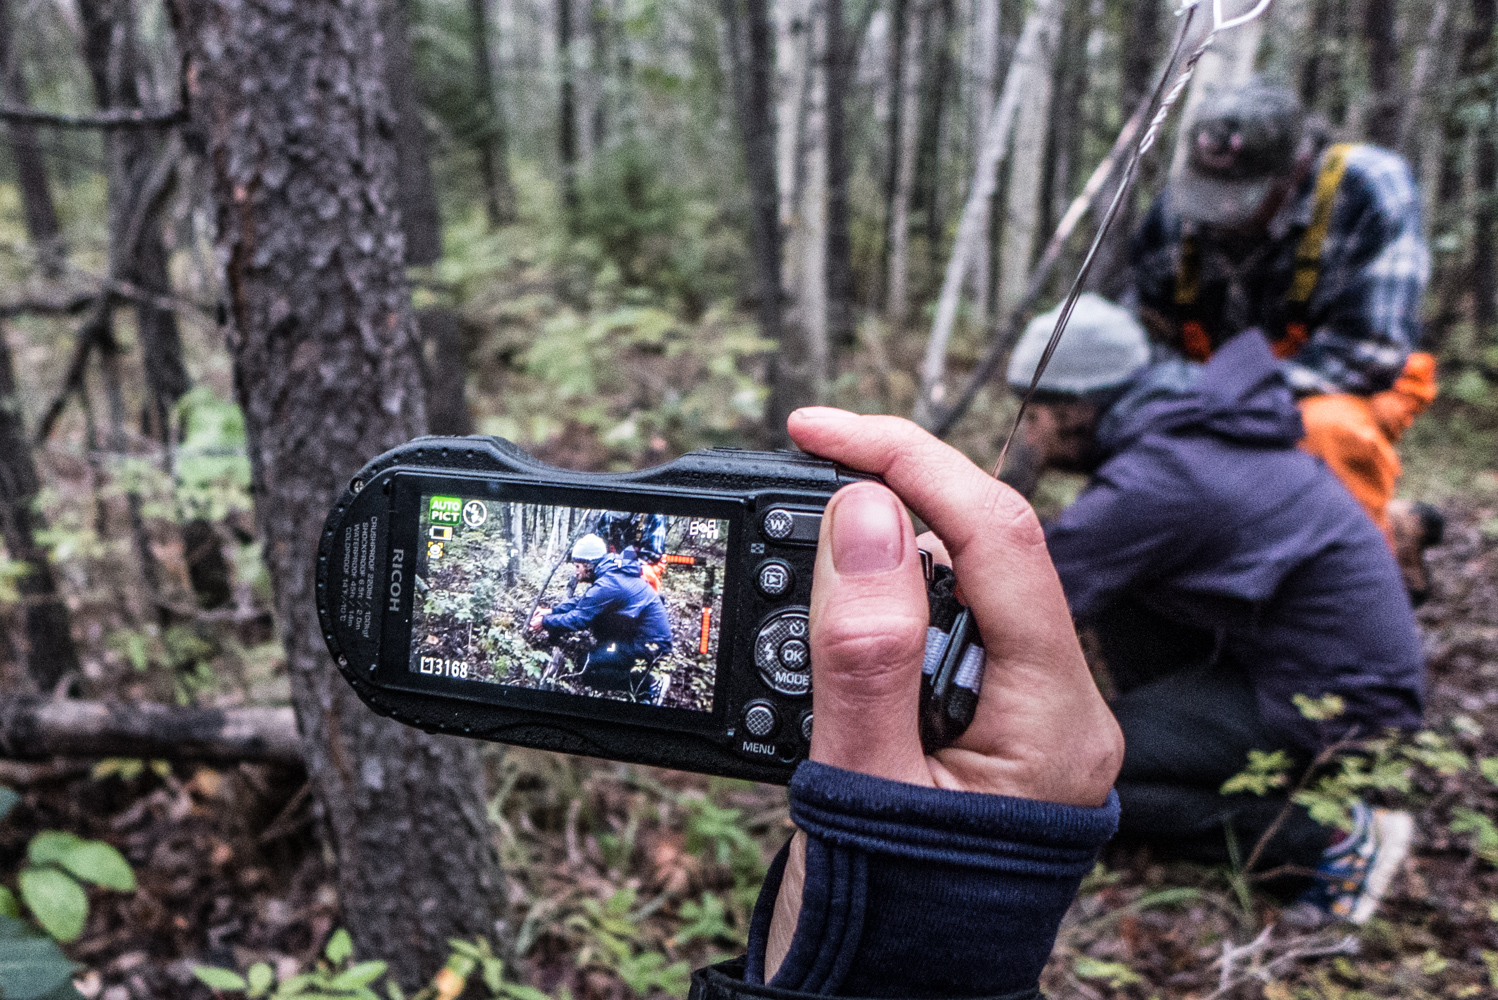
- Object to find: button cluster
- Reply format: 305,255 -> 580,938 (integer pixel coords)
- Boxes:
753,608 -> 811,696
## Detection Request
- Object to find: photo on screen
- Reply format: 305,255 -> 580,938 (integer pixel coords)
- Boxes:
410,496 -> 728,712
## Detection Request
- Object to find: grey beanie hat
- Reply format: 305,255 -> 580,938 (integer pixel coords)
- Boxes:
1006,293 -> 1150,396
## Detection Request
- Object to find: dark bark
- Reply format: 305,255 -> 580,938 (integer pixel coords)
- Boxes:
1470,0 -> 1497,342
1089,0 -> 1161,298
469,0 -> 518,226
558,0 -> 580,223
1038,1 -> 1086,246
824,0 -> 854,346
1300,0 -> 1352,124
169,0 -> 505,985
418,308 -> 475,435
0,0 -> 64,277
0,324 -> 81,691
75,0 -> 190,441
721,0 -> 796,445
877,0 -> 907,309
917,0 -> 953,274
588,0 -> 609,153
383,0 -> 443,267
0,697 -> 301,766
1363,0 -> 1400,148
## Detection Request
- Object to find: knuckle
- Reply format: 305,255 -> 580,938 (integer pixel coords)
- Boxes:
813,609 -> 927,676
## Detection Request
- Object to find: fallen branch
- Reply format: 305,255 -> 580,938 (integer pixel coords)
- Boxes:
0,292 -> 95,319
0,696 -> 301,767
0,103 -> 184,129
1208,926 -> 1358,999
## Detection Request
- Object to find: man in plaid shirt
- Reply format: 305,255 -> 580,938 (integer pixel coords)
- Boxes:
1130,80 -> 1441,596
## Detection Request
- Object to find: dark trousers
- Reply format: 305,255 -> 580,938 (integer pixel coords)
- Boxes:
1098,599 -> 1332,873
584,639 -> 669,694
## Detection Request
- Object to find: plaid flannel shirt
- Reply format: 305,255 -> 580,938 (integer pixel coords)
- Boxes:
1131,144 -> 1429,396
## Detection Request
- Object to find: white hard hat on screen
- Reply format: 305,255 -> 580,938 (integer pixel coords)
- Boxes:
571,534 -> 608,563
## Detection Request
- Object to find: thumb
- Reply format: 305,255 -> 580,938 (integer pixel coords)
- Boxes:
807,482 -> 933,787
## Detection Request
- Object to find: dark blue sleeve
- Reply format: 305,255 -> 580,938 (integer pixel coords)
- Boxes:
543,578 -> 620,631
738,761 -> 1119,998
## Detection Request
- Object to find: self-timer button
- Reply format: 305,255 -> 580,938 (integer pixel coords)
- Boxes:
755,559 -> 794,598
743,701 -> 780,739
754,608 -> 811,696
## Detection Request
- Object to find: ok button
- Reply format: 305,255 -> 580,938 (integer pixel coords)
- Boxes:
778,638 -> 809,671
755,559 -> 794,598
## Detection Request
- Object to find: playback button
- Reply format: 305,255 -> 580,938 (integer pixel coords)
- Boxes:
755,559 -> 794,598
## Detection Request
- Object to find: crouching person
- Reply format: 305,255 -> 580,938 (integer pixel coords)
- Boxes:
1005,295 -> 1424,923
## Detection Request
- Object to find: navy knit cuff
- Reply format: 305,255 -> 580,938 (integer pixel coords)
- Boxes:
752,761 -> 1119,998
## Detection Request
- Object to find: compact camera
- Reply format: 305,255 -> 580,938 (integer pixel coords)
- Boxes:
315,437 -> 984,784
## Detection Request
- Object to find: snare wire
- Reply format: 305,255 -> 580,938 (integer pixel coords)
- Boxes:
993,0 -> 1275,478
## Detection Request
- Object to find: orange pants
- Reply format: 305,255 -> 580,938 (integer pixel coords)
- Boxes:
1298,353 -> 1438,539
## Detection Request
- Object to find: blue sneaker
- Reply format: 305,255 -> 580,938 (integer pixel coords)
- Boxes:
1295,802 -> 1414,925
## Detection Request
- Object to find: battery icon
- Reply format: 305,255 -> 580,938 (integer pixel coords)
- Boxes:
429,525 -> 453,541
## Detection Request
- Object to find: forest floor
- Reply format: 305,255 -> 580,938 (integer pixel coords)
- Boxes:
2,497 -> 1498,1000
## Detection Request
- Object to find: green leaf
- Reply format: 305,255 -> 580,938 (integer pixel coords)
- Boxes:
18,868 -> 88,942
54,841 -> 135,892
499,984 -> 553,1000
247,962 -> 275,997
1479,756 -> 1498,788
0,887 -> 18,919
26,834 -> 84,869
194,966 -> 250,992
1073,956 -> 1142,988
325,928 -> 354,964
0,786 -> 19,821
1292,693 -> 1346,722
0,934 -> 81,1000
328,961 -> 387,990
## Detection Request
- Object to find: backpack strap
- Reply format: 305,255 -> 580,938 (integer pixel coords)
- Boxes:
1276,142 -> 1354,359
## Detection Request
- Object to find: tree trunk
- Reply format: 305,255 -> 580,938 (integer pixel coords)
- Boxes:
1088,0 -> 1161,299
1470,0 -> 1497,344
914,0 -> 1056,425
383,0 -> 443,269
169,1 -> 505,986
1362,0 -> 1399,147
75,0 -> 191,442
0,324 -> 81,691
969,0 -> 999,322
917,0 -> 953,276
0,0 -> 64,277
995,0 -> 1060,315
470,0 -> 518,225
0,697 -> 301,766
877,0 -> 907,310
824,0 -> 854,347
885,3 -> 924,325
788,2 -> 829,400
586,0 -> 609,159
1397,0 -> 1450,166
558,0 -> 580,224
722,0 -> 795,444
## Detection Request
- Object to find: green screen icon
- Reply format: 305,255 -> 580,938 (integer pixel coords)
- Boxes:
429,496 -> 463,525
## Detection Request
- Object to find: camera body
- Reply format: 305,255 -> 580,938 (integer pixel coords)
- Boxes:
316,436 -> 981,785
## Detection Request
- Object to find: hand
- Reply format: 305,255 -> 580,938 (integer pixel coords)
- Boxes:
528,609 -> 549,632
765,408 -> 1123,976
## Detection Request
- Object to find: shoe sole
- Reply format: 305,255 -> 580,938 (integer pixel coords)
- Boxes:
1349,809 -> 1413,925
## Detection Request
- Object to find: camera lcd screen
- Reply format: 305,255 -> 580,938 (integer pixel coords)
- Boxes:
410,495 -> 728,713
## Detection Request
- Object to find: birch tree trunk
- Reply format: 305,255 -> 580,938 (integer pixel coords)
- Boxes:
789,3 -> 829,399
1168,7 -> 1266,180
995,0 -> 1062,316
169,0 -> 505,985
885,3 -> 924,325
1398,0 -> 1451,170
914,0 -> 1057,424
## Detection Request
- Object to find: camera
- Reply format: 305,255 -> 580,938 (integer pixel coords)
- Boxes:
315,436 -> 983,784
